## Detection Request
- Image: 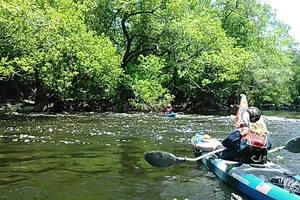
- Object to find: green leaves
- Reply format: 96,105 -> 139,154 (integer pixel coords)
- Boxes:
0,0 -> 122,103
129,55 -> 173,110
1,0 -> 299,111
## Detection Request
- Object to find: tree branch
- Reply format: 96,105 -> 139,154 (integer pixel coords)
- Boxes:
120,5 -> 163,67
222,0 -> 240,27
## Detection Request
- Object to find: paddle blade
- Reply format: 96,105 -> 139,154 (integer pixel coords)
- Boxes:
144,151 -> 177,168
285,136 -> 300,153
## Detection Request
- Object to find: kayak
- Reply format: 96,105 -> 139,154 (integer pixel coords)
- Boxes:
191,132 -> 300,200
165,112 -> 176,118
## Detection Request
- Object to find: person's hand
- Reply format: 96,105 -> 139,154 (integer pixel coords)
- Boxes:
240,127 -> 249,136
240,94 -> 247,102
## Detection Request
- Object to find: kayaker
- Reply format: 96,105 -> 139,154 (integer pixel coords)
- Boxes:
165,104 -> 173,114
219,94 -> 272,164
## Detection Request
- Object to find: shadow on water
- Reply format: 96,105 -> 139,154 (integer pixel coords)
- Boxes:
0,113 -> 299,200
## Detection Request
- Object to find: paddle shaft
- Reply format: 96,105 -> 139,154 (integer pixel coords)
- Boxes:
176,148 -> 226,162
144,136 -> 300,168
177,140 -> 296,163
189,135 -> 300,162
268,146 -> 285,153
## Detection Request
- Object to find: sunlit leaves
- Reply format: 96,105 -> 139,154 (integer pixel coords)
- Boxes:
0,0 -> 122,102
129,55 -> 173,110
130,80 -> 173,111
1,0 -> 299,111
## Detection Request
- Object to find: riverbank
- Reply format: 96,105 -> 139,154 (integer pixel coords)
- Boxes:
1,101 -> 300,119
262,110 -> 300,119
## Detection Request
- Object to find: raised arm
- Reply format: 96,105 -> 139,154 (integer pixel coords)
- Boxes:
235,94 -> 250,128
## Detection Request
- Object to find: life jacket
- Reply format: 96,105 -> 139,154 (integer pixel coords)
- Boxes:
239,127 -> 268,163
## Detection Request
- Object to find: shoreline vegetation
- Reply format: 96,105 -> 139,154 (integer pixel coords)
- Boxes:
1,0 -> 300,114
1,100 -> 299,119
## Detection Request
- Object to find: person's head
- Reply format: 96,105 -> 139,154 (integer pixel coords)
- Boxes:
248,107 -> 261,123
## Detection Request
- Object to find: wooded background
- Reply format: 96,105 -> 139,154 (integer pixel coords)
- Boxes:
1,0 -> 299,112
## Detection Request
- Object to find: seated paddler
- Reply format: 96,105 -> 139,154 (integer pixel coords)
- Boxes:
165,104 -> 173,114
219,94 -> 272,164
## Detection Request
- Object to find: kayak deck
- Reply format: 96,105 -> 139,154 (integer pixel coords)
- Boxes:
203,157 -> 300,200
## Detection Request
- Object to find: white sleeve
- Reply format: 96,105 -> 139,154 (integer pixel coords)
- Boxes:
241,109 -> 250,127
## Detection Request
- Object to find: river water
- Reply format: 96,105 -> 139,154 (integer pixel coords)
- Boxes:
0,113 -> 299,200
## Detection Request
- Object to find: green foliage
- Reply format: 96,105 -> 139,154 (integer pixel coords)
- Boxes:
159,1 -> 253,105
129,55 -> 173,111
0,0 -> 299,111
291,50 -> 300,104
0,0 -> 122,102
212,0 -> 271,48
212,0 -> 297,107
243,45 -> 294,106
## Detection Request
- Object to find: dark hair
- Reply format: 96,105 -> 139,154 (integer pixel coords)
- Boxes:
248,107 -> 261,122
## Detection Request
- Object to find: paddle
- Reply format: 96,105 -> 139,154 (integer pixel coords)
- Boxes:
144,136 -> 300,168
268,136 -> 300,153
144,148 -> 225,168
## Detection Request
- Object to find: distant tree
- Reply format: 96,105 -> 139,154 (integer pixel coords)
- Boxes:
84,0 -> 255,110
291,50 -> 300,105
212,0 -> 297,107
0,0 -> 122,111
1,0 -> 298,112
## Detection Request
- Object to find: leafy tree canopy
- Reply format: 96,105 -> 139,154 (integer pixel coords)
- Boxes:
1,0 -> 299,112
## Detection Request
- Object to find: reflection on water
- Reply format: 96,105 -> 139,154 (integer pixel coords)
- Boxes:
0,113 -> 299,200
